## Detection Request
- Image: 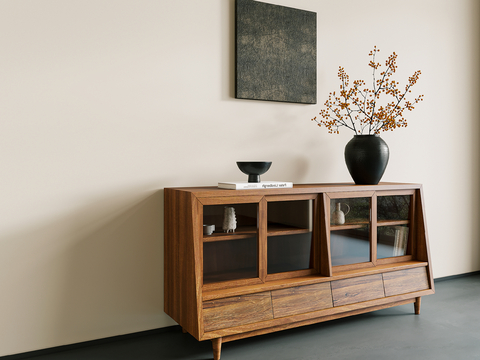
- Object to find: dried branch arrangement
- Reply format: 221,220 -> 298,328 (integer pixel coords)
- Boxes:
312,47 -> 423,134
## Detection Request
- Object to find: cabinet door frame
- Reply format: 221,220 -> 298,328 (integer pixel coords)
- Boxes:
200,195 -> 264,292
325,191 -> 376,273
325,189 -> 418,273
264,194 -> 320,282
375,189 -> 416,265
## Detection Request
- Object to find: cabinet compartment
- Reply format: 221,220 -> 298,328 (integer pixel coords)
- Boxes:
377,225 -> 409,259
203,237 -> 258,284
271,283 -> 333,318
203,292 -> 273,332
377,194 -> 413,260
203,203 -> 257,238
267,233 -> 313,274
330,227 -> 370,266
330,196 -> 371,267
202,202 -> 259,284
331,274 -> 385,306
383,267 -> 429,296
377,195 -> 411,221
267,199 -> 315,274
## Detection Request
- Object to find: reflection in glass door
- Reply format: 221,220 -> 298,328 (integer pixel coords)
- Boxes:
377,195 -> 412,259
330,197 -> 371,266
267,199 -> 314,275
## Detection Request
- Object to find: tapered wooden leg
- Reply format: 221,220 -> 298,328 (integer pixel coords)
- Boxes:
414,297 -> 421,315
212,337 -> 222,360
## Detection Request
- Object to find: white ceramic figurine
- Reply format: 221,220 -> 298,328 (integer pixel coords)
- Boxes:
223,206 -> 237,233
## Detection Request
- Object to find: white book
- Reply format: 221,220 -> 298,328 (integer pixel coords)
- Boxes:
218,181 -> 293,190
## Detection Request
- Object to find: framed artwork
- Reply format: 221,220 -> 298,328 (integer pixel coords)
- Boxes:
235,0 -> 317,104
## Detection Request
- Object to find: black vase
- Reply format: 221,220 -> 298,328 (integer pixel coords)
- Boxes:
344,135 -> 389,185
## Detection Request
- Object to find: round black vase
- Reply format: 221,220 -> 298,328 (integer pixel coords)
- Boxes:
344,135 -> 389,185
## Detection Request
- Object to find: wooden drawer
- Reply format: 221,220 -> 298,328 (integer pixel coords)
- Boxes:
331,274 -> 385,306
383,267 -> 429,297
203,292 -> 273,332
271,283 -> 333,318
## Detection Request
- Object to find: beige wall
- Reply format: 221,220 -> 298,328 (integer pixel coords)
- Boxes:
0,0 -> 479,356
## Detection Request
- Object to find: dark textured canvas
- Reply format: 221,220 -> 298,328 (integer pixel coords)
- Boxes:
235,0 -> 316,104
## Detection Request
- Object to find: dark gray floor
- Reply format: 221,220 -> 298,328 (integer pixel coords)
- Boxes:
9,274 -> 480,360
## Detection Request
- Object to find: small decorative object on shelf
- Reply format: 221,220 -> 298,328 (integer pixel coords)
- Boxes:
222,206 -> 236,233
311,47 -> 424,185
236,161 -> 272,183
203,224 -> 215,236
332,202 -> 350,225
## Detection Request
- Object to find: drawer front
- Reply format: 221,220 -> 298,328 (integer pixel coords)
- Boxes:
203,292 -> 273,332
331,274 -> 385,306
383,267 -> 429,297
271,283 -> 333,318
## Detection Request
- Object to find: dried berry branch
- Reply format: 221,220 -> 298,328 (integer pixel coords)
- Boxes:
312,47 -> 423,135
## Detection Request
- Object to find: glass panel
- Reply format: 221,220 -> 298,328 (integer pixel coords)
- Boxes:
330,197 -> 371,266
203,237 -> 257,284
331,226 -> 370,266
267,200 -> 314,274
377,225 -> 410,259
268,233 -> 312,273
203,203 -> 257,236
377,195 -> 411,221
203,203 -> 258,284
330,197 -> 370,226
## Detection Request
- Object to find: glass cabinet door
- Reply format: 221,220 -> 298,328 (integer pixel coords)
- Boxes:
202,202 -> 258,284
266,199 -> 315,276
377,194 -> 413,260
329,196 -> 372,267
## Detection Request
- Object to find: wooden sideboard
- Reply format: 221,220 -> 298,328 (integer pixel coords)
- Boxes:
164,183 -> 434,360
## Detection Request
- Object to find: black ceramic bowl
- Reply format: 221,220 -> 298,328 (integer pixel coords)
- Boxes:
236,161 -> 272,183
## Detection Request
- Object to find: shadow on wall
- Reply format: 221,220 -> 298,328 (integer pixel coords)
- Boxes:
54,189 -> 170,342
0,187 -> 175,354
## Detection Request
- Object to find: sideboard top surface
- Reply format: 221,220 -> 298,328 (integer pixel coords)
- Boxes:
165,182 -> 422,197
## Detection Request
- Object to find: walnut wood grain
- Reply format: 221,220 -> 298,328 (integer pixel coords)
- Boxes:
259,198 -> 267,282
178,183 -> 422,199
371,194 -> 378,266
201,289 -> 434,340
320,193 -> 332,276
331,274 -> 385,306
383,267 -> 429,297
203,292 -> 273,332
220,298 -> 415,343
415,187 -> 435,292
271,283 -> 333,318
202,261 -> 428,301
414,297 -> 421,314
212,338 -> 222,360
164,189 -> 201,339
164,183 -> 434,359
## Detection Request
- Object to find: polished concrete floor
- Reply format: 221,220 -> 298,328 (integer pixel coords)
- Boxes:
8,273 -> 480,360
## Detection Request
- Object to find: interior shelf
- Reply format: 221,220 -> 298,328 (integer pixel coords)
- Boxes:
330,222 -> 369,231
203,226 -> 257,242
377,219 -> 410,227
267,223 -> 311,237
203,224 -> 311,242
